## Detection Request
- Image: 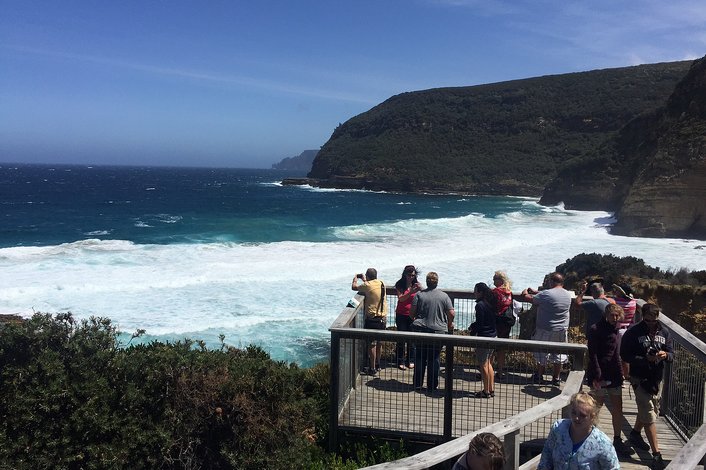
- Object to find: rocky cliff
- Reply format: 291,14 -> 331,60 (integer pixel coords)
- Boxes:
541,56 -> 706,239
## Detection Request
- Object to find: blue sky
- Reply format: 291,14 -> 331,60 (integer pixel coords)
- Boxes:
1,1 -> 704,169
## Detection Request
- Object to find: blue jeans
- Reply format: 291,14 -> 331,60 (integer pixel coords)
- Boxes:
413,326 -> 442,390
395,315 -> 416,365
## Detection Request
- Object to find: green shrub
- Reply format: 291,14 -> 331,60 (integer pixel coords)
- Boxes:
0,313 -> 333,469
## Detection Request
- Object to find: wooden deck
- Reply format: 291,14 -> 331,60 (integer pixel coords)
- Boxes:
340,364 -> 691,469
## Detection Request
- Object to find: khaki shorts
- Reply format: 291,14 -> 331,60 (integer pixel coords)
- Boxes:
630,376 -> 661,424
532,328 -> 568,365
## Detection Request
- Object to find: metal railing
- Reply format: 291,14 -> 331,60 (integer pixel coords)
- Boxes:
332,288 -> 706,469
661,314 -> 706,469
330,289 -> 587,467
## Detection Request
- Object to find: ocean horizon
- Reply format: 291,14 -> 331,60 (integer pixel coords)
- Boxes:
1,163 -> 704,367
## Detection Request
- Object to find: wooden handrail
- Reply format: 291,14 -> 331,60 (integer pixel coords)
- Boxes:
361,370 -> 585,469
665,423 -> 706,469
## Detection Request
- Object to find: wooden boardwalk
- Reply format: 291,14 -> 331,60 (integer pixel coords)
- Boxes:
340,364 -> 691,469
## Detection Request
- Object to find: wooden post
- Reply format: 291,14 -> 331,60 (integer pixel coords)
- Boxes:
504,429 -> 520,470
329,333 -> 340,452
444,343 -> 454,441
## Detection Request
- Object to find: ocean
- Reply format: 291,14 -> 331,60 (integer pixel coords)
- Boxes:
1,164 -> 704,366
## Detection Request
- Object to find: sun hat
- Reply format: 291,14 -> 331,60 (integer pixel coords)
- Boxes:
612,283 -> 634,299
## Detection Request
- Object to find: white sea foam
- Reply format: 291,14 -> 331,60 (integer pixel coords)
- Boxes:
1,206 -> 704,364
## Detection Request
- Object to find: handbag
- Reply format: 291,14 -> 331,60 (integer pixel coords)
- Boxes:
497,301 -> 517,327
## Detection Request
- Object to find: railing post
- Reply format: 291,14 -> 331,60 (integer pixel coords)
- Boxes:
660,356 -> 673,416
504,429 -> 520,470
329,332 -> 340,452
444,342 -> 454,441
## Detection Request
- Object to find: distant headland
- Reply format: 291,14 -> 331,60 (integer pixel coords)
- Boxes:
287,57 -> 706,240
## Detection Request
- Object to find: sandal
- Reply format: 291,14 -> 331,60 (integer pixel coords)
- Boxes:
474,390 -> 491,399
398,364 -> 407,370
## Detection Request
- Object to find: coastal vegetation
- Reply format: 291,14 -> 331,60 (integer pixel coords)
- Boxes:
0,314 -> 402,469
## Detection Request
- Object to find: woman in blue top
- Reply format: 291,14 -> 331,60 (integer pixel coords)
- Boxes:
470,282 -> 497,398
538,391 -> 620,469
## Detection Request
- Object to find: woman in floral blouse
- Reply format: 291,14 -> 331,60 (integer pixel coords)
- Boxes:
538,392 -> 619,469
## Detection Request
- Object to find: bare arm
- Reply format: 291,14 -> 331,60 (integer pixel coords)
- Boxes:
447,308 -> 455,333
351,274 -> 366,291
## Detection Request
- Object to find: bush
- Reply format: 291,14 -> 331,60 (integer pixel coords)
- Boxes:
0,313 -> 332,469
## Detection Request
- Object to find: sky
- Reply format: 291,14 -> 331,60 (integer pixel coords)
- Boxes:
1,1 -> 705,169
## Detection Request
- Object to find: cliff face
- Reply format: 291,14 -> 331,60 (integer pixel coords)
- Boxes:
541,56 -> 706,239
309,61 -> 691,196
612,57 -> 706,238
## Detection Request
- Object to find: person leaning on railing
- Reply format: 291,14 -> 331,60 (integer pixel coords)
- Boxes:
352,267 -> 388,376
394,265 -> 421,370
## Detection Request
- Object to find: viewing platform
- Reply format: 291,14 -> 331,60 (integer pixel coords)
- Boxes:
329,288 -> 706,469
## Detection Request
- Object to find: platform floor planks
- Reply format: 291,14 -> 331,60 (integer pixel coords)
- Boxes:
340,364 -> 694,469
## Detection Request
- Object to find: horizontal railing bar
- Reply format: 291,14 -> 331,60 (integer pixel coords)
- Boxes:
361,370 -> 585,469
664,422 -> 706,469
328,327 -> 588,354
330,293 -> 363,329
658,314 -> 706,363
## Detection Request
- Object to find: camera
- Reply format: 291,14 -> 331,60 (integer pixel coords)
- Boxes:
647,347 -> 659,357
356,273 -> 364,279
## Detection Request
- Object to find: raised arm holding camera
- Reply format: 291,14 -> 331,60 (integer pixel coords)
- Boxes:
352,267 -> 388,376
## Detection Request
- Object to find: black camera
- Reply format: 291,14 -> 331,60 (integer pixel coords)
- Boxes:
356,274 -> 364,279
647,347 -> 658,356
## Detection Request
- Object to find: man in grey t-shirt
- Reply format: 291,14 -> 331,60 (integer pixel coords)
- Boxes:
522,272 -> 572,386
576,282 -> 615,334
411,272 -> 455,392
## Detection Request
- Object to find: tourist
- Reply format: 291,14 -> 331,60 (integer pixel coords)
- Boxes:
491,270 -> 514,381
522,272 -> 572,386
537,391 -> 620,469
620,303 -> 673,470
576,280 -> 615,335
352,267 -> 388,376
469,282 -> 497,398
587,303 -> 634,457
612,283 -> 638,377
411,272 -> 455,393
452,432 -> 506,470
394,265 -> 420,370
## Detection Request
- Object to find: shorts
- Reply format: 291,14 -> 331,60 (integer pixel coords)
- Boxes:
589,385 -> 622,405
365,317 -> 386,344
532,328 -> 568,365
476,347 -> 494,364
630,376 -> 661,424
495,320 -> 511,339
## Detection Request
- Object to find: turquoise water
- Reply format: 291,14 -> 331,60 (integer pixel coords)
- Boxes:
1,164 -> 703,366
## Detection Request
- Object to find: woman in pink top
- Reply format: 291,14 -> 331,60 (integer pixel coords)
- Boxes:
612,284 -> 637,330
612,283 -> 637,377
395,265 -> 421,370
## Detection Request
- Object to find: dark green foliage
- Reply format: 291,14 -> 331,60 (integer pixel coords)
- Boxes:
555,252 -> 706,289
0,313 -> 337,469
310,61 -> 692,195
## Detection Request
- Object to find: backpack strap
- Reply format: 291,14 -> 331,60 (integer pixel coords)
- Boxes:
377,282 -> 385,315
